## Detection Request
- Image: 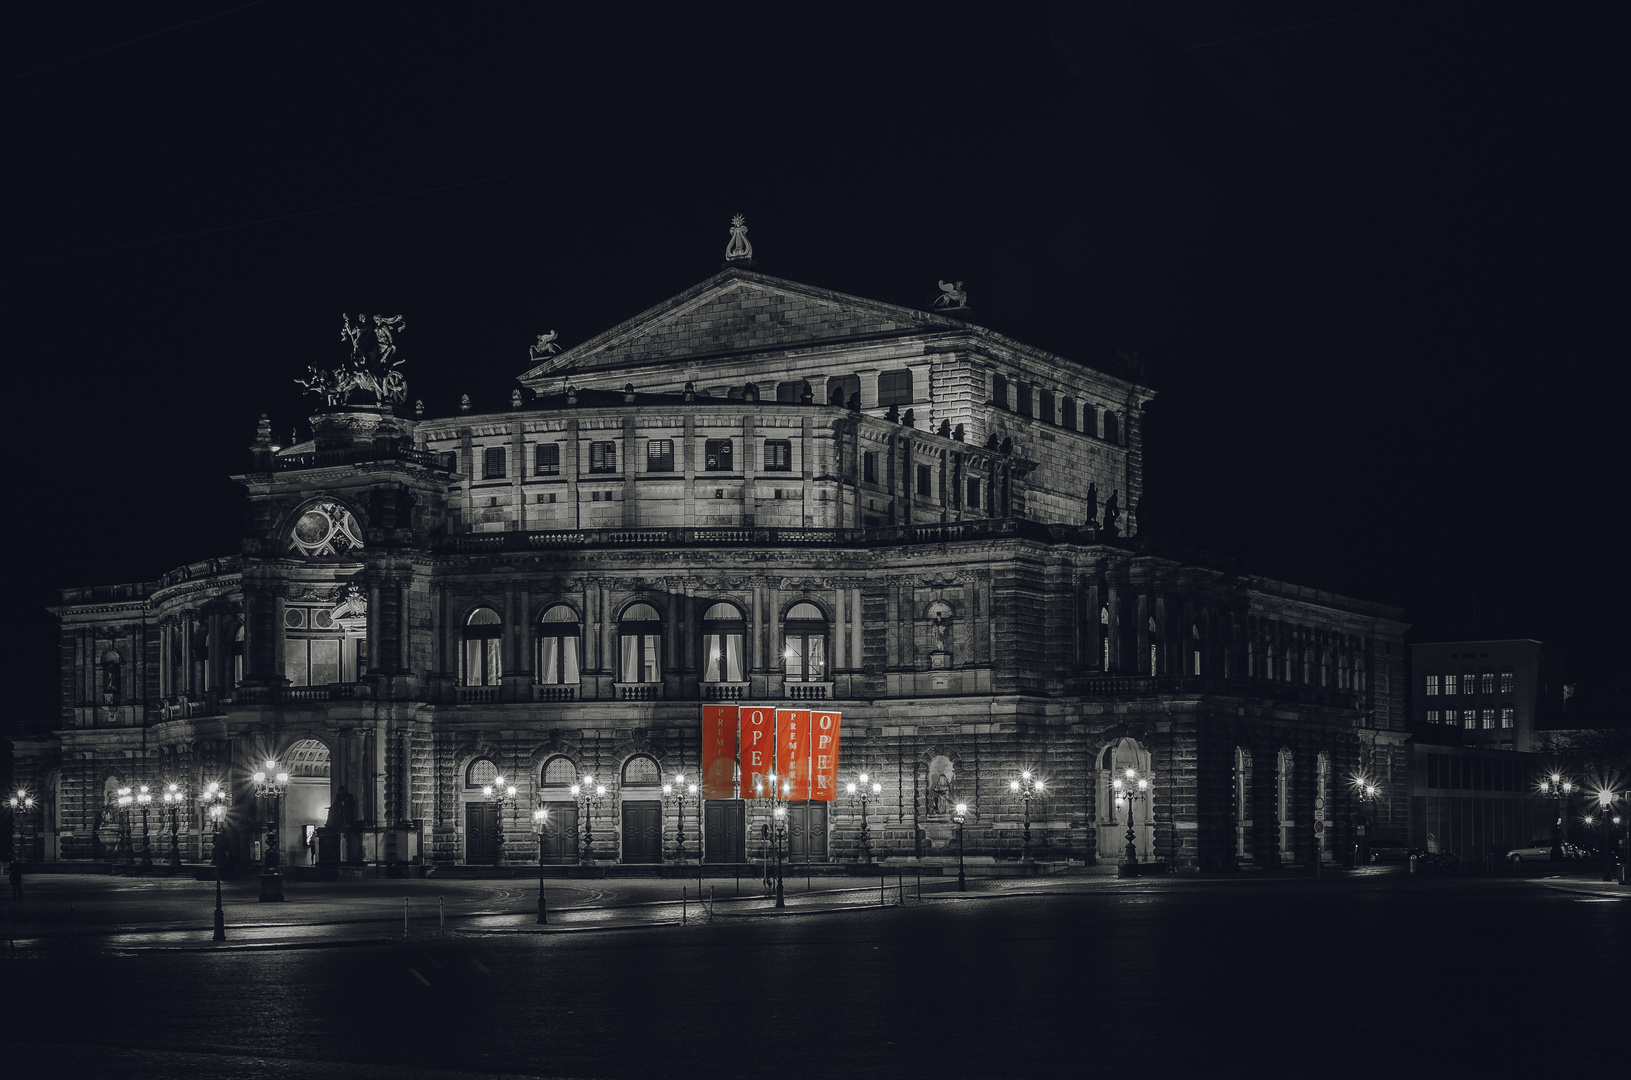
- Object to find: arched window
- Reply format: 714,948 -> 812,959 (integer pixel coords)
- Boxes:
101,648 -> 123,704
1104,411 -> 1120,444
622,755 -> 661,786
1266,642 -> 1276,682
1316,752 -> 1332,859
1148,616 -> 1159,675
1234,747 -> 1252,859
701,601 -> 746,683
1276,748 -> 1294,862
230,623 -> 245,686
782,602 -> 828,683
877,369 -> 913,406
1321,650 -> 1332,688
461,607 -> 503,686
1100,606 -> 1110,670
1191,624 -> 1201,676
466,758 -> 498,790
991,373 -> 1008,409
541,755 -> 576,787
619,602 -> 662,683
536,605 -> 581,685
1302,647 -> 1312,685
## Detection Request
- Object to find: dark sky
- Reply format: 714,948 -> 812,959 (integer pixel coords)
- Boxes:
3,2 -> 1623,729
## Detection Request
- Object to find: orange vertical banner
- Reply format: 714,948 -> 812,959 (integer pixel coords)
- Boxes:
809,709 -> 842,801
701,705 -> 739,799
776,709 -> 812,801
741,705 -> 776,798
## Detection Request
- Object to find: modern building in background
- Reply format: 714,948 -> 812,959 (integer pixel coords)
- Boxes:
11,238 -> 1409,874
1409,639 -> 1562,753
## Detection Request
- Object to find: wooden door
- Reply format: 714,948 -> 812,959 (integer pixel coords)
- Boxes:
539,804 -> 578,864
621,800 -> 662,863
465,803 -> 497,865
787,802 -> 828,862
704,800 -> 745,863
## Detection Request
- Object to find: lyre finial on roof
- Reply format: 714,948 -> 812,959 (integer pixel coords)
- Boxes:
725,213 -> 754,263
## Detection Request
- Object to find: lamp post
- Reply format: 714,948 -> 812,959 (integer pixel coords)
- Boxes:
1540,773 -> 1574,861
202,781 -> 226,941
755,772 -> 792,909
7,789 -> 35,864
953,801 -> 968,891
1111,767 -> 1149,874
480,774 -> 517,867
845,773 -> 883,863
161,782 -> 185,871
1352,776 -> 1380,868
662,773 -> 699,865
1009,770 -> 1045,862
531,805 -> 549,923
136,784 -> 154,871
569,774 -> 607,865
1589,789 -> 1620,883
116,786 -> 134,864
252,758 -> 290,902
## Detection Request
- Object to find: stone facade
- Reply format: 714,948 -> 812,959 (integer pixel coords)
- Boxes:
12,267 -> 1408,873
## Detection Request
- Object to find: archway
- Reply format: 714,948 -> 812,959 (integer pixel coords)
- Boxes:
283,738 -> 331,866
1097,738 -> 1154,862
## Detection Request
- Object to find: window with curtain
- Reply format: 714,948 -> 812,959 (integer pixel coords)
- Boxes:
588,441 -> 617,473
461,607 -> 503,686
701,601 -> 745,683
536,604 -> 580,685
618,602 -> 662,683
782,601 -> 828,682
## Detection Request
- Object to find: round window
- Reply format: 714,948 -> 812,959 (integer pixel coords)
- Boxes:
294,510 -> 333,547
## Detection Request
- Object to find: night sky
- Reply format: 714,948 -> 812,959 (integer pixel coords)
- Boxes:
4,3 -> 1623,731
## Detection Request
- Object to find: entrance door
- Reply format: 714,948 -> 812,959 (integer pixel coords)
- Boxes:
466,803 -> 497,864
540,804 -> 578,864
621,800 -> 662,864
786,802 -> 828,862
704,800 -> 745,863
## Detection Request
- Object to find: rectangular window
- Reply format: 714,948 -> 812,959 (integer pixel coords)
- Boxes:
967,478 -> 980,508
863,451 -> 877,484
705,439 -> 734,471
1426,710 -> 1439,725
1480,672 -> 1494,694
1425,674 -> 1439,696
1015,381 -> 1032,418
1461,674 -> 1476,695
588,441 -> 617,473
916,463 -> 931,497
1500,671 -> 1514,693
1442,709 -> 1456,726
482,446 -> 507,479
877,369 -> 914,407
1501,708 -> 1514,728
764,440 -> 792,471
991,373 -> 1008,409
1482,709 -> 1495,729
646,439 -> 674,472
1083,406 -> 1098,438
439,451 -> 459,471
1463,710 -> 1476,730
1443,675 -> 1457,695
534,443 -> 560,475
1040,389 -> 1056,425
1061,397 -> 1076,431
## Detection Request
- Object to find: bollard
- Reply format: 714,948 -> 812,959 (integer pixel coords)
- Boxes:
709,885 -> 714,923
440,895 -> 445,932
213,876 -> 226,942
682,886 -> 687,926
403,897 -> 409,937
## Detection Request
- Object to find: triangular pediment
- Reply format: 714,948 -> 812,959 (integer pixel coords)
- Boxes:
519,268 -> 967,385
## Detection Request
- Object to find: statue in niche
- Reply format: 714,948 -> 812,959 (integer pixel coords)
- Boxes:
1085,482 -> 1098,527
725,213 -> 754,262
930,774 -> 952,814
933,280 -> 968,309
530,331 -> 560,360
931,608 -> 951,653
1103,489 -> 1121,538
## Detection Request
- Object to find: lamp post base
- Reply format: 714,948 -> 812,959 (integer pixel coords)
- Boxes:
258,869 -> 285,902
1117,862 -> 1139,878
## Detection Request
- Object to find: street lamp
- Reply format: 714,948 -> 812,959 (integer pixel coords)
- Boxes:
755,772 -> 792,909
201,780 -> 227,941
845,773 -> 883,863
252,758 -> 290,902
116,785 -> 134,864
531,805 -> 550,923
1352,775 -> 1381,867
568,774 -> 607,865
662,773 -> 699,865
480,774 -> 517,867
1590,788 -> 1620,883
136,784 -> 154,871
7,789 -> 35,864
953,801 -> 969,891
1009,770 -> 1045,862
161,782 -> 185,871
1540,773 -> 1574,861
1111,767 -> 1149,873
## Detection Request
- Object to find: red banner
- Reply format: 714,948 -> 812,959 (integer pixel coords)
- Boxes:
741,706 -> 776,798
776,709 -> 812,801
809,709 -> 842,801
701,705 -> 739,799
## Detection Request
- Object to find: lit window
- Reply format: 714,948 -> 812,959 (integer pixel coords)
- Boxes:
1481,672 -> 1494,694
618,603 -> 662,683
1426,710 -> 1440,725
877,369 -> 913,406
1425,675 -> 1439,696
1482,709 -> 1495,729
783,602 -> 829,682
466,758 -> 498,790
764,440 -> 792,471
1100,606 -> 1110,670
482,447 -> 507,479
535,605 -> 580,685
541,755 -> 576,786
646,439 -> 674,472
1443,674 -> 1457,696
1463,711 -> 1476,730
535,443 -> 560,475
701,602 -> 745,683
1500,671 -> 1514,693
461,608 -> 503,687
588,441 -> 617,473
1501,708 -> 1514,728
705,439 -> 734,471
623,755 -> 661,785
1461,674 -> 1476,695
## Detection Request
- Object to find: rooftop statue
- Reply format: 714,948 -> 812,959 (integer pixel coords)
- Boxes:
296,314 -> 408,407
530,331 -> 560,360
725,213 -> 754,262
933,280 -> 968,310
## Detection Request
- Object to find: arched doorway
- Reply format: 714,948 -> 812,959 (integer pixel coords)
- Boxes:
1097,738 -> 1154,862
283,739 -> 331,867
